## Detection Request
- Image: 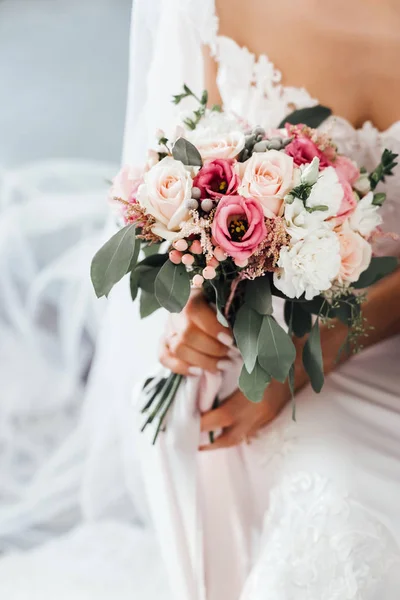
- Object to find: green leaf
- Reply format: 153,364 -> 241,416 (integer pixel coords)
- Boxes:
172,137 -> 203,167
91,224 -> 137,298
140,290 -> 161,318
155,260 -> 191,313
130,268 -> 140,302
352,256 -> 398,289
233,304 -> 263,373
239,361 -> 271,403
210,281 -> 229,328
278,105 -> 332,129
302,319 -> 324,392
372,192 -> 386,206
258,315 -> 296,383
142,243 -> 161,257
245,276 -> 273,315
284,301 -> 312,338
135,253 -> 169,293
128,235 -> 141,273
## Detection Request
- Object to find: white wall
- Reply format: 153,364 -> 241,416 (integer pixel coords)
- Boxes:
0,0 -> 132,167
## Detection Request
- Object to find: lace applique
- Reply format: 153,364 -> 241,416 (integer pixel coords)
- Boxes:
241,472 -> 400,600
184,0 -> 219,55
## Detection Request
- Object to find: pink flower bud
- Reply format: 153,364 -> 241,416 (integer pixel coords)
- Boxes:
234,257 -> 249,268
155,128 -> 165,139
174,239 -> 188,252
202,266 -> 217,280
190,240 -> 203,254
169,250 -> 183,265
182,253 -> 194,266
192,274 -> 204,287
207,257 -> 219,268
214,246 -> 227,262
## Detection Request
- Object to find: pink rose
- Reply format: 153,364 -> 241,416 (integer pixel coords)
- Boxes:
240,150 -> 294,218
333,180 -> 358,225
337,227 -> 372,285
193,159 -> 240,200
285,135 -> 331,167
211,195 -> 266,260
111,165 -> 144,203
334,156 -> 360,186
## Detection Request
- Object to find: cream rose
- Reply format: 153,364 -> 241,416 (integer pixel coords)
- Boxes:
337,226 -> 372,285
240,150 -> 295,218
138,157 -> 192,241
187,113 -> 246,160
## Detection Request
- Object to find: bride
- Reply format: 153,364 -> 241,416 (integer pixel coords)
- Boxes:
0,0 -> 399,598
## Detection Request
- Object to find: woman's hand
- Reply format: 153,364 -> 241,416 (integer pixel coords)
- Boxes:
159,291 -> 235,376
199,379 -> 291,451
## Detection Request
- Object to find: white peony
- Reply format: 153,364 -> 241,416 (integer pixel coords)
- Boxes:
349,191 -> 383,237
305,166 -> 343,218
274,230 -> 341,300
284,197 -> 329,241
138,157 -> 192,241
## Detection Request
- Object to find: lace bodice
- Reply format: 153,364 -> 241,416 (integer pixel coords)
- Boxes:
185,0 -> 400,257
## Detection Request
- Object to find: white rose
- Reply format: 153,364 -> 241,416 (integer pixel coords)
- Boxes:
305,166 -> 343,218
187,113 -> 245,160
349,191 -> 383,237
274,230 -> 341,300
284,197 -> 329,241
240,150 -> 295,218
138,157 -> 192,241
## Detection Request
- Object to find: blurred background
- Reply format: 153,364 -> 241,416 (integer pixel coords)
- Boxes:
0,0 -> 131,515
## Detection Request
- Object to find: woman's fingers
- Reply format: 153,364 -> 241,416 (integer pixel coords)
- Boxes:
174,322 -> 231,358
169,338 -> 226,373
200,405 -> 235,432
158,338 -> 197,376
199,426 -> 245,451
185,292 -> 234,345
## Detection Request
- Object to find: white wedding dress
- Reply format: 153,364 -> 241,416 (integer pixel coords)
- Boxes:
0,1 -> 400,599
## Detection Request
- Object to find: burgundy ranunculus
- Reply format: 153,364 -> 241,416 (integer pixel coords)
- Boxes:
193,158 -> 240,200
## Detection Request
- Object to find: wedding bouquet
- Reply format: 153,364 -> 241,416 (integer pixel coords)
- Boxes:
91,86 -> 397,442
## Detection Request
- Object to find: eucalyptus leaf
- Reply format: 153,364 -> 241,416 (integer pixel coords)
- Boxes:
233,304 -> 263,373
352,256 -> 398,289
142,243 -> 161,257
278,105 -> 332,129
130,268 -> 140,302
239,361 -> 271,403
245,276 -> 273,315
284,301 -> 312,338
128,235 -> 141,273
155,260 -> 191,313
302,319 -> 324,392
258,315 -> 296,383
91,224 -> 137,298
135,253 -> 169,293
140,290 -> 161,318
172,137 -> 203,167
210,281 -> 229,327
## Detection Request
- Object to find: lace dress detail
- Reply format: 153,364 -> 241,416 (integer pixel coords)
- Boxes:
242,472 -> 399,600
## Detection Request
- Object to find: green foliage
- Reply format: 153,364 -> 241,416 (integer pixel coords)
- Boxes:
233,305 -> 263,373
245,276 -> 273,315
278,105 -> 332,129
369,149 -> 398,191
258,315 -> 296,383
239,361 -> 271,403
140,290 -> 161,318
91,224 -> 139,298
172,137 -> 203,167
155,260 -> 191,313
172,84 -> 222,130
284,301 -> 312,338
353,256 -> 398,289
302,319 -> 324,392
